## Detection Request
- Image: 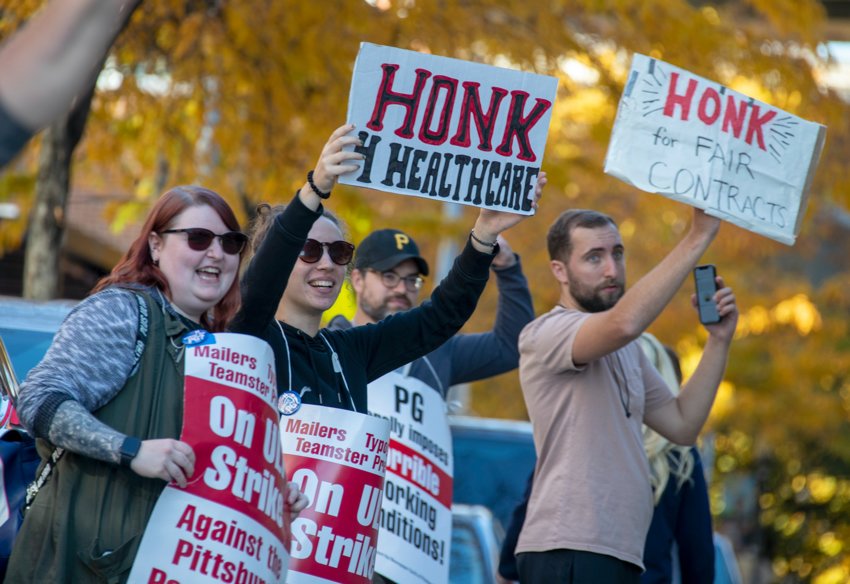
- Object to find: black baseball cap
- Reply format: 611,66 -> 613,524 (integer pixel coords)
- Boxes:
353,229 -> 430,276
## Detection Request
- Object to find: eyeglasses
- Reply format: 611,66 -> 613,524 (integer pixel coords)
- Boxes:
372,269 -> 424,292
159,228 -> 248,255
299,238 -> 355,265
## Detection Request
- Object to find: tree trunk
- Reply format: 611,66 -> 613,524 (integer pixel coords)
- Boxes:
19,0 -> 138,300
22,88 -> 94,300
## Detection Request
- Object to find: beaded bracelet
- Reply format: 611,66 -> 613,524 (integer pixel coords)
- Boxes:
307,170 -> 331,199
470,229 -> 497,249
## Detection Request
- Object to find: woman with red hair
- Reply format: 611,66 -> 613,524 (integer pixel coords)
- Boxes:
7,185 -> 249,582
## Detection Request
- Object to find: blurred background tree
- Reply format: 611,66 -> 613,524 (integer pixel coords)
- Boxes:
1,0 -> 849,581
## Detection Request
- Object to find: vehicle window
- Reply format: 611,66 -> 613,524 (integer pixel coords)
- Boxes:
451,430 -> 536,529
450,522 -> 488,584
0,297 -> 74,383
0,328 -> 58,381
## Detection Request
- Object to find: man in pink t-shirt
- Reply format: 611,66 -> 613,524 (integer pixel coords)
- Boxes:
515,207 -> 738,583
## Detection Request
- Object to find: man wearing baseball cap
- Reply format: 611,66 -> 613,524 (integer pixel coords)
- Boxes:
330,227 -> 533,399
347,228 -> 432,321
329,227 -> 534,584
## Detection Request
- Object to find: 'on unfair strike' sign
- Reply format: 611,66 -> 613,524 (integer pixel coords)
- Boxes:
340,43 -> 558,215
605,53 -> 826,245
128,333 -> 290,584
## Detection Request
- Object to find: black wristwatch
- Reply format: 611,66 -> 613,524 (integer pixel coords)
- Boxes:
119,436 -> 142,468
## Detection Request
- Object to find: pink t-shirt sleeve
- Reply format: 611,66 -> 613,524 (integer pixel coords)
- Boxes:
519,308 -> 590,374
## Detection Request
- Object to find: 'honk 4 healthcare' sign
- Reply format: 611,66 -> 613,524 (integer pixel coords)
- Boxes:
605,53 -> 826,245
340,42 -> 558,215
129,332 -> 290,584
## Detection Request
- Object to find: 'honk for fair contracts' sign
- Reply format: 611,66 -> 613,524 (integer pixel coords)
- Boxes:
605,53 -> 826,245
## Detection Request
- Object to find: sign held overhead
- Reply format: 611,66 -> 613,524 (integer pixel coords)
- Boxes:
605,53 -> 826,245
341,43 -> 558,215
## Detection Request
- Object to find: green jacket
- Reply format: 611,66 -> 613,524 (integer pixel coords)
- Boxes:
6,291 -> 189,583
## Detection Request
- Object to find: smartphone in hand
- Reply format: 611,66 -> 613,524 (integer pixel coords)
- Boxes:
694,264 -> 720,325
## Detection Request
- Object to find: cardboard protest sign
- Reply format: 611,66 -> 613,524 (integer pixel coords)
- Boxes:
282,404 -> 391,583
604,53 -> 826,245
129,332 -> 290,584
368,371 -> 453,584
340,42 -> 558,215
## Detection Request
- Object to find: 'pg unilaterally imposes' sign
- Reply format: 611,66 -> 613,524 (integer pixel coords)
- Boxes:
340,43 -> 558,215
605,54 -> 826,245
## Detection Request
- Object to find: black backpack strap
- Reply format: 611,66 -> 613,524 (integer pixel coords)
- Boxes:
129,292 -> 150,375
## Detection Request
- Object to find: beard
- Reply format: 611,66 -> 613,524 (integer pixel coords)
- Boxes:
569,277 -> 625,313
360,293 -> 411,322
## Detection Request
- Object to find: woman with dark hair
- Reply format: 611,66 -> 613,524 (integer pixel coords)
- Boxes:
6,185 -> 251,582
231,123 -> 544,413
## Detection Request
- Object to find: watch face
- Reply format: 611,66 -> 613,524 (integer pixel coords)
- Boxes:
120,437 -> 142,466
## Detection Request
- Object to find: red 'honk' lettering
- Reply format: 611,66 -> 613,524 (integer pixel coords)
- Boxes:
662,72 -> 777,152
367,63 -> 551,162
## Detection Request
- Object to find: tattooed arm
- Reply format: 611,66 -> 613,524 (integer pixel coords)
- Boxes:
47,400 -> 126,465
16,288 -> 195,486
48,400 -> 195,486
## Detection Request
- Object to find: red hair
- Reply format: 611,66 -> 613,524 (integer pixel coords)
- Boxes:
93,185 -> 243,332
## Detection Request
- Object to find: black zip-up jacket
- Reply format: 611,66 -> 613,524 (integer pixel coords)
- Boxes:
230,193 -> 495,413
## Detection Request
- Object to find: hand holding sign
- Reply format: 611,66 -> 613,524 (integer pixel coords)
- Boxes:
685,206 -> 722,247
301,123 -> 366,209
471,171 -> 546,253
286,482 -> 310,518
129,334 -> 291,584
131,438 -> 196,488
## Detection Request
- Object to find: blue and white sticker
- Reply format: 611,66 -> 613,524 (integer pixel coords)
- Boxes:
182,329 -> 214,347
278,391 -> 301,416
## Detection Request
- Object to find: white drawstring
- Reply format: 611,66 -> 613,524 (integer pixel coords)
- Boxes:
275,321 -> 355,410
319,331 -> 356,412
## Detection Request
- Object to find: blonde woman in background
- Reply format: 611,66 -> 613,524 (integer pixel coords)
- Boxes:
638,332 -> 714,584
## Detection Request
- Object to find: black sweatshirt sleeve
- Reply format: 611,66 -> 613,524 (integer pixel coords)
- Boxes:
445,256 -> 535,384
337,235 -> 495,381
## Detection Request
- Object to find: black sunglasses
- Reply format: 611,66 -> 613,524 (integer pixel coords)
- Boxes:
299,238 -> 355,265
159,227 -> 248,255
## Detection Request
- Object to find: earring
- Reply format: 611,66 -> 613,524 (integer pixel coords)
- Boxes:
153,258 -> 159,267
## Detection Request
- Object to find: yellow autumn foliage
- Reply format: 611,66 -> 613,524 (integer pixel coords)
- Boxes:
1,1 -> 849,580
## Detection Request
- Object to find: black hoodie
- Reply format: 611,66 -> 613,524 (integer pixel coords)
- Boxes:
230,193 -> 495,413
